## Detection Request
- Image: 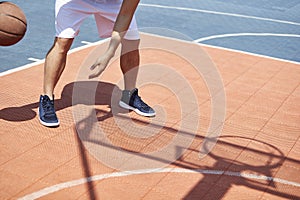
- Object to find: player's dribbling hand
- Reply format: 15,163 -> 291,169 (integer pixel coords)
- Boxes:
89,53 -> 113,79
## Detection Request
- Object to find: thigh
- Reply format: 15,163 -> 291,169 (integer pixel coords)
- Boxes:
55,0 -> 94,38
93,1 -> 140,40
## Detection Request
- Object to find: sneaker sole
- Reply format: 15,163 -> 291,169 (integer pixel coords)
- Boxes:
119,101 -> 156,117
38,108 -> 60,127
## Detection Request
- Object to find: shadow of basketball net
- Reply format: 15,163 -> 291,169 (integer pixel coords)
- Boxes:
72,28 -> 226,171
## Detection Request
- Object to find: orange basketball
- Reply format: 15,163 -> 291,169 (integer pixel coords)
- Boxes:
0,1 -> 27,46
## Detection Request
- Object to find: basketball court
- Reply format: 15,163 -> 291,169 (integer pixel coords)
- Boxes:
1,1 -> 300,199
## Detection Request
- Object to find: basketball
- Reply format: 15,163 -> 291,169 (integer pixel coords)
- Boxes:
0,1 -> 27,46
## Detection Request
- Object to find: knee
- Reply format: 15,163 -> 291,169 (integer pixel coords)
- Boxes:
121,39 -> 140,55
52,37 -> 74,54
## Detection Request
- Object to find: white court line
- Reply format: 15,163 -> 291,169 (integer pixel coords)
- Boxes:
198,42 -> 300,65
140,32 -> 300,65
2,3 -> 300,77
1,31 -> 299,78
81,40 -> 92,45
140,3 -> 300,26
193,32 -> 300,65
0,38 -> 109,77
18,168 -> 300,200
27,57 -> 42,62
0,59 -> 46,77
194,33 -> 300,43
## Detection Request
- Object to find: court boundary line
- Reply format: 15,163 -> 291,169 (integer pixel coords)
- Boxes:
194,33 -> 300,43
142,32 -> 300,65
200,43 -> 300,65
0,38 -> 109,77
1,32 -> 299,78
139,3 -> 300,26
18,167 -> 300,200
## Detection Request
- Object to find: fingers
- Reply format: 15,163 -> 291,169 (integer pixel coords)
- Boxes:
89,72 -> 99,79
90,63 -> 97,70
89,55 -> 111,79
89,64 -> 105,79
89,67 -> 101,79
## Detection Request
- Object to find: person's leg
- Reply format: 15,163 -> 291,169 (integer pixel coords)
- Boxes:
39,0 -> 93,127
39,37 -> 73,127
118,39 -> 156,117
120,38 -> 140,91
43,37 -> 74,98
93,2 -> 155,116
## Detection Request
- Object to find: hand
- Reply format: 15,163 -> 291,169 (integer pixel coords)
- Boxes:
89,53 -> 113,79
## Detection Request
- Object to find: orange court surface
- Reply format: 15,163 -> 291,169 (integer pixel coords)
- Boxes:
1,33 -> 300,200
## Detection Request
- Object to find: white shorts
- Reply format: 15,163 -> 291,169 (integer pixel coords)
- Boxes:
55,0 -> 139,40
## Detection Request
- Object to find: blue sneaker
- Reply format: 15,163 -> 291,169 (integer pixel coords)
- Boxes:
119,88 -> 156,117
38,95 -> 59,127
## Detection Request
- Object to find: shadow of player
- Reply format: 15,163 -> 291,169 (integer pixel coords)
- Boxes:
0,80 -> 121,123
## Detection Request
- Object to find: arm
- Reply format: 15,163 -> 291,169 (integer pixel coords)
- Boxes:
90,0 -> 140,78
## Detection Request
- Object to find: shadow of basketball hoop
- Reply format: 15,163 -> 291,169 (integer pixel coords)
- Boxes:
183,135 -> 300,199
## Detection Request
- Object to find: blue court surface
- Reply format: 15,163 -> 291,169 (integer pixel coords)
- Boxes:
0,0 -> 299,73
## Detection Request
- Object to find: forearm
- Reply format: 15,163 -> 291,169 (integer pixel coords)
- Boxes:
114,0 -> 139,33
105,31 -> 122,58
90,0 -> 140,78
105,0 -> 140,56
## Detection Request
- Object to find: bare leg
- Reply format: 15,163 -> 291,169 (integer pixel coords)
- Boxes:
43,37 -> 74,99
120,39 -> 140,90
119,39 -> 156,117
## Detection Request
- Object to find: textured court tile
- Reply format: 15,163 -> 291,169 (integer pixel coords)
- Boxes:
226,112 -> 268,131
107,130 -> 159,153
176,79 -> 211,105
246,89 -> 288,110
262,78 -> 299,95
279,95 -> 300,114
0,128 -> 51,165
224,81 -> 258,103
0,169 -> 49,200
205,47 -> 238,65
12,133 -> 116,199
0,135 -> 78,181
250,59 -> 283,74
178,125 -> 257,170
235,102 -> 278,120
1,81 -> 42,103
218,124 -> 258,143
228,80 -> 263,96
224,90 -> 253,112
275,164 -> 300,186
233,73 -> 268,91
260,186 -> 300,200
218,71 -> 243,86
261,122 -> 300,142
213,178 -> 267,200
1,34 -> 300,199
23,183 -> 96,200
277,63 -> 300,80
217,56 -> 252,75
19,116 -> 71,135
292,85 -> 300,97
269,110 -> 300,128
228,154 -> 282,178
16,157 -> 116,199
255,131 -> 298,155
79,173 -> 168,200
143,172 -> 210,200
226,129 -> 289,176
139,84 -> 175,104
154,96 -> 188,124
181,144 -> 240,171
238,67 -> 273,82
